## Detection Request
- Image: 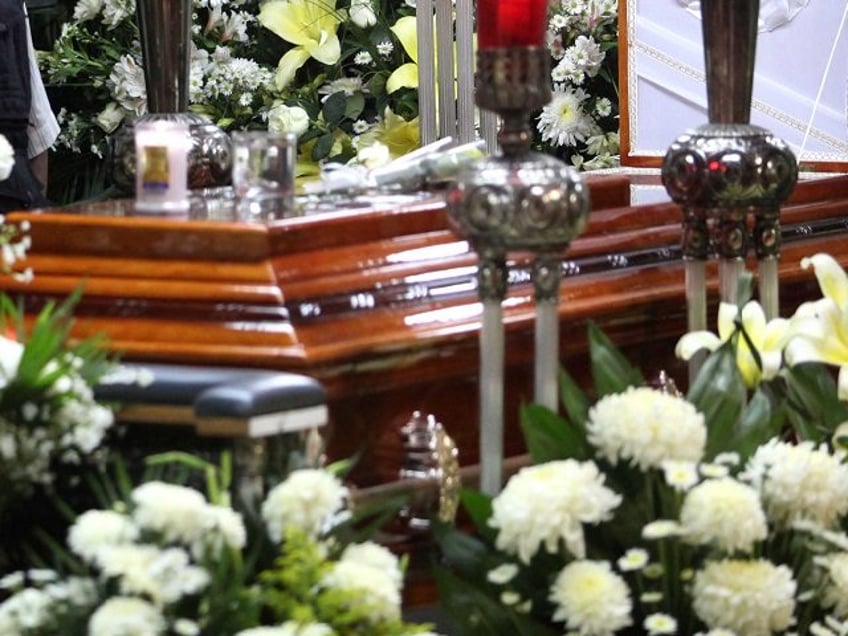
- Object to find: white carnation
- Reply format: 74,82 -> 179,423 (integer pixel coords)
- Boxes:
261,469 -> 348,542
88,596 -> 166,635
68,509 -> 139,563
549,560 -> 632,635
339,542 -> 402,590
587,386 -> 707,470
680,478 -> 768,553
742,438 -> 848,528
692,559 -> 796,635
131,481 -> 209,545
489,459 -> 621,563
322,560 -> 402,623
818,552 -> 848,618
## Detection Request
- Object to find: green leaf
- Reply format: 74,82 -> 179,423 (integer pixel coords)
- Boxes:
520,403 -> 590,463
311,133 -> 336,161
558,366 -> 589,430
782,362 -> 848,441
459,488 -> 494,540
687,342 -> 746,458
343,92 -> 365,120
432,563 -> 558,636
588,322 -> 644,397
321,92 -> 348,127
728,384 -> 784,460
367,71 -> 388,97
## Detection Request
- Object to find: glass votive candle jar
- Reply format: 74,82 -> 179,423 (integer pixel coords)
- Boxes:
134,119 -> 191,215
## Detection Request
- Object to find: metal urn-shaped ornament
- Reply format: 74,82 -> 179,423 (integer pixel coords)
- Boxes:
661,0 -> 798,380
447,0 -> 590,495
109,0 -> 232,192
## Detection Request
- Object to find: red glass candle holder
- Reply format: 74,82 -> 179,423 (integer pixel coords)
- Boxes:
476,0 -> 549,49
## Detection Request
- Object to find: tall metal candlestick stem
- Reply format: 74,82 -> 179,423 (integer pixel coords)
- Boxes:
447,47 -> 588,495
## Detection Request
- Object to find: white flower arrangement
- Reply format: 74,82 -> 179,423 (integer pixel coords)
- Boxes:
434,254 -> 848,635
0,462 -> 439,635
0,298 -> 116,521
39,0 -> 621,202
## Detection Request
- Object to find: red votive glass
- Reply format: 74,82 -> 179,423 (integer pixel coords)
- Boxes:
477,0 -> 549,49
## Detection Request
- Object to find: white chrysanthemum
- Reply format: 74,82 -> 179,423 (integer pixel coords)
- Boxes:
0,134 -> 13,182
235,624 -> 332,636
662,460 -> 699,491
195,504 -> 247,557
489,459 -> 621,563
742,438 -> 848,528
692,559 -> 796,635
617,548 -> 649,572
339,542 -> 402,590
680,478 -> 768,553
131,481 -> 209,545
487,563 -> 519,585
321,560 -> 401,623
644,613 -> 677,634
68,509 -> 139,563
549,560 -> 633,635
642,520 -> 683,540
536,87 -> 595,148
261,469 -> 348,542
818,552 -> 848,618
88,596 -> 166,635
587,386 -> 707,470
0,587 -> 52,632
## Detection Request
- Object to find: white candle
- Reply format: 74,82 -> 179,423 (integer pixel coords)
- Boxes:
480,298 -> 504,496
134,120 -> 191,214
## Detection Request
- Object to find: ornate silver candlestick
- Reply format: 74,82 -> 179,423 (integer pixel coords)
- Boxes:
447,47 -> 589,495
661,0 -> 797,379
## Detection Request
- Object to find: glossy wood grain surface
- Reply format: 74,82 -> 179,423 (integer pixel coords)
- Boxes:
4,174 -> 848,489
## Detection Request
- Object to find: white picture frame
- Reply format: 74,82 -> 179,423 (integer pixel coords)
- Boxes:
620,0 -> 848,172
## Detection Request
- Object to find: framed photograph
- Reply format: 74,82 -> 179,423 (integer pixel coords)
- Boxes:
619,0 -> 848,172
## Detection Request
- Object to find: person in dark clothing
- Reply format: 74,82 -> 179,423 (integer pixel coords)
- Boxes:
0,0 -> 59,213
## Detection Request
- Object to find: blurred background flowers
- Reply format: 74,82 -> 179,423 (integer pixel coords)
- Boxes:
36,0 -> 619,203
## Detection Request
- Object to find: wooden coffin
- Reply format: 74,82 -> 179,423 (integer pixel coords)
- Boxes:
4,173 -> 848,488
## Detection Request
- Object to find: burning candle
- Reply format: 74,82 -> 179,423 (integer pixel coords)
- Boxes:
134,120 -> 191,214
476,0 -> 549,49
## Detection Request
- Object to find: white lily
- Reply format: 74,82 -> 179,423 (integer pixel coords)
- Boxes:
785,253 -> 848,399
259,0 -> 342,90
676,300 -> 791,388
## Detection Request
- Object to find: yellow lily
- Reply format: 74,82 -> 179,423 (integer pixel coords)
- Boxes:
259,0 -> 342,90
387,16 -> 419,93
357,107 -> 420,160
676,300 -> 791,388
785,253 -> 848,399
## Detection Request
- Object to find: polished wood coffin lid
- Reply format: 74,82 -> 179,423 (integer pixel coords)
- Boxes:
4,173 -> 848,485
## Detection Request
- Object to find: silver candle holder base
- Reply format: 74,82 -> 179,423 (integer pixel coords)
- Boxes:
447,47 -> 589,495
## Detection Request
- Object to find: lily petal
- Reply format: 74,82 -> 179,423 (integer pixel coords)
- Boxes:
839,365 -> 848,401
803,253 -> 848,311
303,30 -> 341,65
386,62 -> 419,93
716,302 -> 739,341
275,47 -> 311,90
390,16 -> 418,63
675,331 -> 722,361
